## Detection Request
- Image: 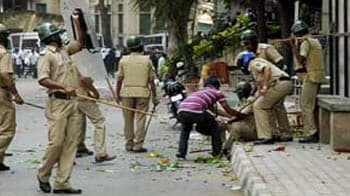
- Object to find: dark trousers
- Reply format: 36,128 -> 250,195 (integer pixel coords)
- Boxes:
177,111 -> 222,157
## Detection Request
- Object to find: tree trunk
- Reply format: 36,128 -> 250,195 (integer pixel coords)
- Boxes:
251,0 -> 268,42
98,0 -> 113,48
276,0 -> 295,74
167,1 -> 194,78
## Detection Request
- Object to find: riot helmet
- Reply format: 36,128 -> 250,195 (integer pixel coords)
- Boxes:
126,36 -> 143,52
235,51 -> 255,75
240,29 -> 258,49
234,81 -> 252,100
35,23 -> 65,47
291,20 -> 309,37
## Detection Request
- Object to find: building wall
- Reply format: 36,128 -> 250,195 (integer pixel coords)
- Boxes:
89,0 -> 152,47
323,0 -> 350,97
30,0 -> 60,14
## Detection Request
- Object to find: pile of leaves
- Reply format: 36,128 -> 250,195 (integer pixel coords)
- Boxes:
129,153 -> 181,172
193,156 -> 230,168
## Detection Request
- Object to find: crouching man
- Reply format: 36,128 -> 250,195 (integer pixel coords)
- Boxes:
176,77 -> 245,159
222,81 -> 257,158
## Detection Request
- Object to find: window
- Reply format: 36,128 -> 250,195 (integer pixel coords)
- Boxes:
140,13 -> 151,35
139,4 -> 151,35
36,3 -> 47,13
95,15 -> 100,33
118,36 -> 124,47
117,3 -> 123,34
118,4 -> 123,12
139,4 -> 151,12
118,14 -> 123,34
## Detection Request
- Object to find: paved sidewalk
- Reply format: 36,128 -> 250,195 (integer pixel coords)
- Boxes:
232,142 -> 350,196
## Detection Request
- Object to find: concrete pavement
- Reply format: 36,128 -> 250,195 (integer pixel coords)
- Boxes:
231,141 -> 350,196
0,79 -> 241,196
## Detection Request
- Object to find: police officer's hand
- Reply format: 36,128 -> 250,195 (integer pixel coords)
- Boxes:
152,97 -> 160,106
259,86 -> 268,96
64,86 -> 76,96
289,35 -> 296,45
72,8 -> 80,20
14,94 -> 24,105
80,76 -> 94,88
116,95 -> 121,104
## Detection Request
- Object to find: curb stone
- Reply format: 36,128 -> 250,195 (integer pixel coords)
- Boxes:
231,144 -> 272,196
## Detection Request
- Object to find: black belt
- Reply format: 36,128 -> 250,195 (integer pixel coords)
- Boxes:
279,76 -> 290,81
49,92 -> 72,100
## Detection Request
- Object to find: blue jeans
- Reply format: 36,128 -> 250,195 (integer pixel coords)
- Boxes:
177,111 -> 222,157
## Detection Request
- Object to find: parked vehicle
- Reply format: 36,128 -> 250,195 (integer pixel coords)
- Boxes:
163,80 -> 186,127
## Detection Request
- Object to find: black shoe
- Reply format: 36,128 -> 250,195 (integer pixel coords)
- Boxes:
299,132 -> 319,143
37,175 -> 51,193
76,149 -> 93,158
95,155 -> 117,163
133,148 -> 148,153
5,152 -> 13,156
53,188 -> 82,194
176,153 -> 186,160
253,138 -> 274,145
273,135 -> 293,142
0,163 -> 10,171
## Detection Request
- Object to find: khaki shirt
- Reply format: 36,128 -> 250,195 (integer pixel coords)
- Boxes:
249,58 -> 289,87
300,35 -> 325,83
118,52 -> 155,98
236,96 -> 255,127
256,43 -> 283,64
38,41 -> 81,94
0,46 -> 14,101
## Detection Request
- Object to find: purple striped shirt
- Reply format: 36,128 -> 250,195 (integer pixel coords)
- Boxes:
178,87 -> 226,113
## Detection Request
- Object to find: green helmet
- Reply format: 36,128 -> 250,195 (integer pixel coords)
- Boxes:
240,29 -> 257,46
0,23 -> 9,35
235,81 -> 252,99
291,20 -> 309,37
35,22 -> 62,42
126,36 -> 143,50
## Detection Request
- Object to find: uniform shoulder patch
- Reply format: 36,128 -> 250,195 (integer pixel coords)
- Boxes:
39,49 -> 48,56
0,48 -> 7,55
258,43 -> 269,49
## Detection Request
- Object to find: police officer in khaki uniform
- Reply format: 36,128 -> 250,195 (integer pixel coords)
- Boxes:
76,76 -> 116,162
0,23 -> 24,171
289,21 -> 325,143
222,81 -> 257,157
241,30 -> 285,69
236,51 -> 293,144
36,11 -> 85,194
240,30 -> 292,141
116,36 -> 158,153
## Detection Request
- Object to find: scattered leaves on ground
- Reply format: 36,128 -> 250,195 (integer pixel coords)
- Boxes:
244,144 -> 254,152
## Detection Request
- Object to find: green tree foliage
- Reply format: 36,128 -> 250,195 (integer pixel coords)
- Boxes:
132,0 -> 196,77
192,14 -> 250,60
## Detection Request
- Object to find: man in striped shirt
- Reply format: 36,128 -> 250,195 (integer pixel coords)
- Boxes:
176,77 -> 245,159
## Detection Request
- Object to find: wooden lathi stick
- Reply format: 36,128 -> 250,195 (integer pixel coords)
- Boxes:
76,94 -> 157,116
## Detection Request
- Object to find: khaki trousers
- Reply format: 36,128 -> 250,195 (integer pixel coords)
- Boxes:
253,80 -> 293,139
301,81 -> 320,133
223,118 -> 257,151
0,99 -> 16,163
121,97 -> 149,150
78,100 -> 107,156
38,98 -> 82,189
